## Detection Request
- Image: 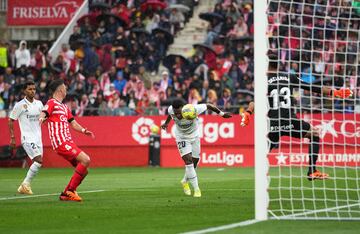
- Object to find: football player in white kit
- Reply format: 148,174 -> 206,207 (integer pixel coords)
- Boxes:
8,80 -> 44,195
161,99 -> 232,197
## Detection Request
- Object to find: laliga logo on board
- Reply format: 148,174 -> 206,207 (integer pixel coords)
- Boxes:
161,117 -> 234,143
201,151 -> 244,166
132,117 -> 154,144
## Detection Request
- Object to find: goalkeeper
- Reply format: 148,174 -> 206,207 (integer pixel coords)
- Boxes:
241,54 -> 353,180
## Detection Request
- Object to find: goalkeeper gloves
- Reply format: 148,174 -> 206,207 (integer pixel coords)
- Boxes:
332,88 -> 353,98
240,111 -> 252,127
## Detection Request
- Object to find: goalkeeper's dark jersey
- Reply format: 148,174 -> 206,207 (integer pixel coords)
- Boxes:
267,72 -> 322,119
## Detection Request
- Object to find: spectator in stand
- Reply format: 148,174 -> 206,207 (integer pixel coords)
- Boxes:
83,42 -> 100,76
134,80 -> 146,100
188,88 -> 202,105
136,92 -> 150,115
226,2 -> 241,22
4,67 -> 15,85
108,91 -> 121,115
15,40 -> 31,70
149,82 -> 162,106
91,92 -> 108,116
228,17 -> 249,38
7,43 -> 17,69
69,26 -> 83,50
169,8 -> 185,35
53,55 -> 66,73
123,73 -> 138,96
213,3 -> 225,17
113,71 -> 127,94
207,89 -> 218,106
200,79 -> 209,100
189,74 -> 202,92
146,14 -> 160,33
0,40 -> 8,74
159,70 -> 171,92
99,44 -> 113,73
77,94 -> 90,116
204,18 -> 223,46
221,74 -> 235,94
34,45 -> 48,72
218,88 -> 233,111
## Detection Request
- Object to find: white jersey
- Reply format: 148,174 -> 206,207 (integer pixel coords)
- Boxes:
168,104 -> 207,140
9,98 -> 43,143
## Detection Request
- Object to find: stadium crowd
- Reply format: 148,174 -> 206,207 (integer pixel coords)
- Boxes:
268,0 -> 359,112
0,0 -> 255,117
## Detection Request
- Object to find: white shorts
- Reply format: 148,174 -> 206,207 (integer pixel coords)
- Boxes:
22,141 -> 43,159
176,137 -> 200,158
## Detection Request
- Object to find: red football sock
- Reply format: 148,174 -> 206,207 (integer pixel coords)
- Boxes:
64,163 -> 88,192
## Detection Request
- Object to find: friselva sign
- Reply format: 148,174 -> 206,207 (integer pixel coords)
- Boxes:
7,0 -> 83,26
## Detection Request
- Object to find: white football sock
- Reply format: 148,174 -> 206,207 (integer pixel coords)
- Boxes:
185,164 -> 199,190
182,162 -> 199,183
23,161 -> 42,184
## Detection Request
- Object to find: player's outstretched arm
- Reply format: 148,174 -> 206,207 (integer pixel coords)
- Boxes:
70,120 -> 95,139
206,103 -> 232,118
8,118 -> 16,148
161,115 -> 172,130
293,75 -> 353,98
241,102 -> 254,127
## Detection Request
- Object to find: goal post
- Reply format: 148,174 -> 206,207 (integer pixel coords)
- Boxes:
254,0 -> 269,221
255,0 -> 360,221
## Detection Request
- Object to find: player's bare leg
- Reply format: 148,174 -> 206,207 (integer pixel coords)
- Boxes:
18,155 -> 42,195
60,152 -> 90,202
305,127 -> 329,181
182,153 -> 201,197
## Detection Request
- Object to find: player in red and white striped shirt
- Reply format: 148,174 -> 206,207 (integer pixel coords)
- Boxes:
39,79 -> 94,202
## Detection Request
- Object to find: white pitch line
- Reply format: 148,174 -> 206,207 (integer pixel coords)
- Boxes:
180,219 -> 261,234
277,202 -> 360,219
0,189 -> 106,201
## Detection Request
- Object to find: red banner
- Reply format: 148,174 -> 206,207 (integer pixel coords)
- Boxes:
7,0 -> 83,26
1,113 -> 359,167
1,115 -> 252,147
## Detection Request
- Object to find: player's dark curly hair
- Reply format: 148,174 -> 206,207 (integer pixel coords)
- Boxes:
49,79 -> 64,94
23,80 -> 35,89
172,98 -> 185,109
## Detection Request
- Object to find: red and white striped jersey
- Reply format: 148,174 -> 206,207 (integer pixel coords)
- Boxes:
43,99 -> 74,149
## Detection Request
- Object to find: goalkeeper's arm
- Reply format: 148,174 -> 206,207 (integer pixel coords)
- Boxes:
241,102 -> 254,127
291,75 -> 353,98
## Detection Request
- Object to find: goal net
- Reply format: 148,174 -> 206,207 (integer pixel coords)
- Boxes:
259,0 -> 360,220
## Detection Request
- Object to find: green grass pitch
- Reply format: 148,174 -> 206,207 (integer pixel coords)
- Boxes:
0,167 -> 359,233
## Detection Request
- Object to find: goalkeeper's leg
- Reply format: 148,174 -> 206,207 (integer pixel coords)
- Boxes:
304,126 -> 329,180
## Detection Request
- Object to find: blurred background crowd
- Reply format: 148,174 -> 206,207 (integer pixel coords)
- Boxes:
0,0 -> 255,117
